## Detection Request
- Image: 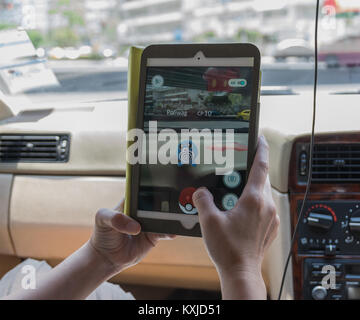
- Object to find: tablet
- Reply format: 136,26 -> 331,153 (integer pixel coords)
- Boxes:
126,44 -> 261,237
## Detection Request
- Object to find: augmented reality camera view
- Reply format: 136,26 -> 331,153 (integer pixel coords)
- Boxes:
138,66 -> 252,215
144,67 -> 253,122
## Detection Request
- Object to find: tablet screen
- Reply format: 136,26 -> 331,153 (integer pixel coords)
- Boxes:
138,64 -> 255,216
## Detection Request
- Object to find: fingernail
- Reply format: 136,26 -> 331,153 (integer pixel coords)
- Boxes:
193,187 -> 212,203
193,187 -> 205,198
126,221 -> 140,234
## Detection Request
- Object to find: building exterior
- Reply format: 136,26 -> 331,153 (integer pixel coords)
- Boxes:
1,0 -> 359,56
0,0 -> 49,31
116,0 -> 332,51
117,0 -> 258,45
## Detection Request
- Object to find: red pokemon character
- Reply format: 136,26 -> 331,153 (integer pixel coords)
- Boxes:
203,67 -> 238,92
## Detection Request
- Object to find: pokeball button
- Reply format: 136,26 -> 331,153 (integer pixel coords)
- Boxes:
178,187 -> 197,214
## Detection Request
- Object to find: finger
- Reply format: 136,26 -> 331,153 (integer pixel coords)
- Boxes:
113,198 -> 125,212
193,187 -> 221,227
193,187 -> 220,213
161,234 -> 177,239
96,208 -> 141,235
142,233 -> 175,248
243,135 -> 269,195
147,233 -> 176,241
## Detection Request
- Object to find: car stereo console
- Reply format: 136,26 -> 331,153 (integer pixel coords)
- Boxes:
298,200 -> 360,300
289,134 -> 360,300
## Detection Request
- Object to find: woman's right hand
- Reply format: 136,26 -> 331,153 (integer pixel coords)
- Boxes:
193,136 -> 279,299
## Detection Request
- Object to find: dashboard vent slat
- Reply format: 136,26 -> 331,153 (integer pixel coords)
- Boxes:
0,134 -> 70,163
311,144 -> 360,183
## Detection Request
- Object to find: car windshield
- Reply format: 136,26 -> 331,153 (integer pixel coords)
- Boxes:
1,0 -> 360,102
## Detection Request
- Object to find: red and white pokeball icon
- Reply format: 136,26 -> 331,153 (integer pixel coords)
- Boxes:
178,187 -> 197,215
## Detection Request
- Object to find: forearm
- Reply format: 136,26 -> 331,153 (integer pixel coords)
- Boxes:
218,267 -> 267,300
3,241 -> 116,300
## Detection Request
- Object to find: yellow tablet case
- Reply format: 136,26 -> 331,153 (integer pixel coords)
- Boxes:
124,46 -> 144,216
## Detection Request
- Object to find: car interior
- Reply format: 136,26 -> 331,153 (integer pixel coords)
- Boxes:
0,0 -> 360,300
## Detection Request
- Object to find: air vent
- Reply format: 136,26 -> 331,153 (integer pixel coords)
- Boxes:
298,143 -> 360,183
311,144 -> 360,183
0,134 -> 70,163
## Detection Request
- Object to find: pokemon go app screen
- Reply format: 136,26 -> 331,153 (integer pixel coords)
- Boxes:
138,66 -> 254,215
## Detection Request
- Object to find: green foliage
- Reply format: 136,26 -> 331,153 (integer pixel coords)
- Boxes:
228,93 -> 244,105
0,25 -> 48,49
49,0 -> 84,27
77,53 -> 103,60
27,30 -> 45,48
203,31 -> 216,38
59,0 -> 70,5
63,10 -> 85,27
47,0 -> 85,47
51,27 -> 80,47
0,23 -> 16,31
236,29 -> 263,43
193,31 -> 216,42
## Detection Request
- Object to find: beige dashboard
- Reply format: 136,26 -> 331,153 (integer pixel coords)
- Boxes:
0,91 -> 359,298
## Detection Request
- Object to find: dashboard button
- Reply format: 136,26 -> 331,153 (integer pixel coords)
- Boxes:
345,235 -> 354,244
300,237 -> 308,247
311,263 -> 324,271
312,286 -> 327,300
334,263 -> 342,271
311,271 -> 322,278
325,244 -> 337,256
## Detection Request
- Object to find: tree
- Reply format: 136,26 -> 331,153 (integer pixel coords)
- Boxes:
48,0 -> 85,47
0,23 -> 16,31
27,30 -> 45,48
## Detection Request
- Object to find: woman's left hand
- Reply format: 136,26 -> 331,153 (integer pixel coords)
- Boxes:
89,198 -> 175,276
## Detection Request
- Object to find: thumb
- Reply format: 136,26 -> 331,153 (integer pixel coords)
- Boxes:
193,187 -> 220,223
95,208 -> 141,235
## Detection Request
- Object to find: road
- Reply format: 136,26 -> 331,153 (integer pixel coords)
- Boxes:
50,64 -> 360,91
21,61 -> 360,106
